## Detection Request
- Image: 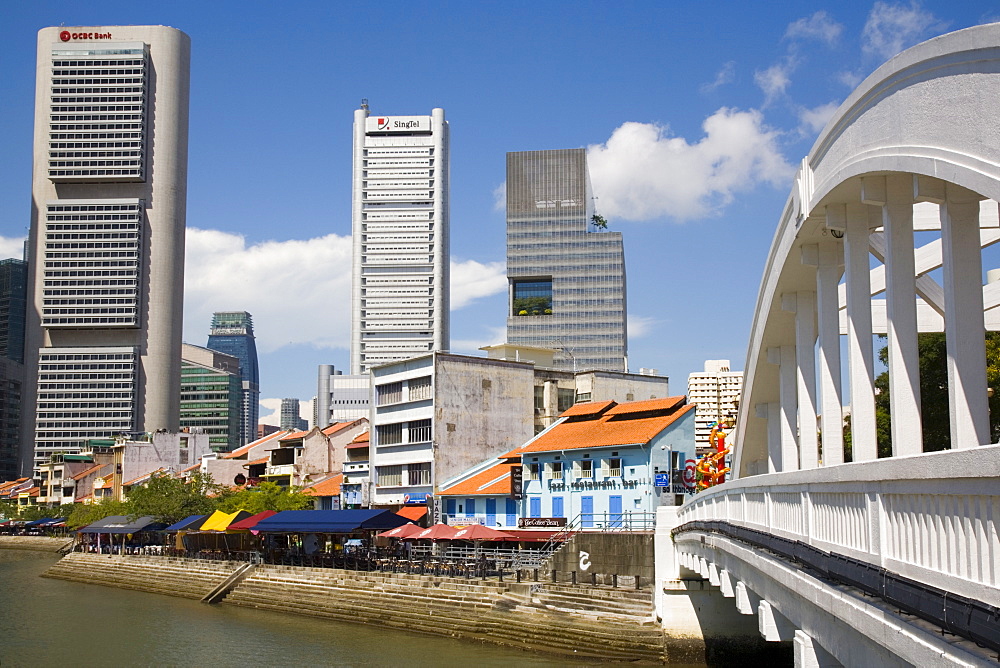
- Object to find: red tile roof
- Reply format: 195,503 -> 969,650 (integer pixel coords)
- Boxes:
224,429 -> 291,459
245,457 -> 269,467
350,431 -> 369,444
439,461 -> 515,496
604,395 -> 685,415
322,420 -> 364,436
559,400 -> 616,418
303,473 -> 342,497
506,396 -> 695,455
279,430 -> 311,441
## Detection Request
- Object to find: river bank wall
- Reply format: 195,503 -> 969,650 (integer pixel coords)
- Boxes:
0,535 -> 72,552
43,552 -> 673,663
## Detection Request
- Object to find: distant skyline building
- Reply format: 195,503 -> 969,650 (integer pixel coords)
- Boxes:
687,359 -> 743,455
22,26 -> 191,474
350,104 -> 450,375
180,343 -> 241,453
316,364 -> 370,427
280,398 -> 308,431
205,311 -> 260,445
505,149 -> 627,372
0,258 -> 28,480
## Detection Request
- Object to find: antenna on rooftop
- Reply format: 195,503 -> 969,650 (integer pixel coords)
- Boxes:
361,98 -> 369,112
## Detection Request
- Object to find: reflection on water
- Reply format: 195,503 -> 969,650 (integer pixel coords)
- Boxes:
0,550 -> 584,667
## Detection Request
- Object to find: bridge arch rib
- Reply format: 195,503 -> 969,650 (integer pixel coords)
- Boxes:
736,23 -> 1000,476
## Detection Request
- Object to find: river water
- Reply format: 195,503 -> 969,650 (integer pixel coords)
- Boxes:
0,550 -> 586,667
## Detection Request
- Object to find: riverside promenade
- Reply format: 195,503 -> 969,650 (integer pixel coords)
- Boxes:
42,551 -> 670,663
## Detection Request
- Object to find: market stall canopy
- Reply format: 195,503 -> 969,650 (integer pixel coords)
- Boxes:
78,515 -> 164,534
376,523 -> 423,539
396,505 -> 427,521
449,524 -> 515,541
24,517 -> 56,527
227,510 -> 277,531
198,510 -> 252,532
163,515 -> 209,532
253,509 -> 410,533
409,523 -> 459,540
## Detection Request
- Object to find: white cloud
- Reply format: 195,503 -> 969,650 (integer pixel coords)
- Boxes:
785,11 -> 843,45
492,181 -> 506,211
754,60 -> 795,106
798,101 -> 841,134
586,109 -> 794,222
627,314 -> 657,339
0,235 -> 26,261
700,61 -> 736,94
451,325 -> 508,356
450,259 -> 507,309
836,70 -> 864,89
862,1 -> 945,61
184,228 -> 507,354
259,398 -> 281,425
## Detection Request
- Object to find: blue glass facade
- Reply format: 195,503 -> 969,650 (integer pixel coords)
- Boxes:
206,312 -> 260,445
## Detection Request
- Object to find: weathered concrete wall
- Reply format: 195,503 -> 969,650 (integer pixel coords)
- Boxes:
0,536 -> 73,552
548,532 -> 655,583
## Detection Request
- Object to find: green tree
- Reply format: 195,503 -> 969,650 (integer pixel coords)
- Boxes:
216,481 -> 312,514
67,499 -> 129,529
124,471 -> 224,524
874,332 -> 1000,455
590,214 -> 608,230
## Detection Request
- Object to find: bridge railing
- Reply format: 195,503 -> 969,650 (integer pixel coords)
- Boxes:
676,444 -> 1000,609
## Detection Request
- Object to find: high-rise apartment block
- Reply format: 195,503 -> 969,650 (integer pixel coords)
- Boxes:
280,398 -> 308,431
0,258 -> 28,480
687,360 -> 743,454
351,105 -> 450,374
23,26 -> 190,474
316,364 -> 370,427
206,311 -> 260,445
180,343 -> 241,452
506,149 -> 627,372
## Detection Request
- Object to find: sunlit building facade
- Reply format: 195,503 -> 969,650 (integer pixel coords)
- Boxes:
350,105 -> 450,374
23,26 -> 190,474
506,149 -> 627,372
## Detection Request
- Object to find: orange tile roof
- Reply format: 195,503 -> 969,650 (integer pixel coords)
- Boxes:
0,477 -> 29,493
279,430 -> 311,441
507,401 -> 695,455
322,420 -> 364,436
439,461 -> 515,496
303,473 -> 342,496
224,429 -> 291,459
245,456 -> 269,467
604,395 -> 685,415
124,468 -> 165,486
350,431 -> 369,444
559,400 -> 616,418
181,463 -> 200,473
71,463 -> 104,480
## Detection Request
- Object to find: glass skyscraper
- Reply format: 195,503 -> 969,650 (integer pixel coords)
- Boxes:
206,311 -> 260,445
0,258 -> 27,481
506,149 -> 628,372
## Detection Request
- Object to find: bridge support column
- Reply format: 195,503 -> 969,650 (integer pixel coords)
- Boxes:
783,291 -> 819,469
735,581 -> 754,615
806,241 -> 844,465
833,202 -> 878,460
865,175 -> 923,456
941,185 -> 990,448
758,599 -> 795,641
719,568 -> 734,597
767,346 -> 799,470
794,630 -> 842,668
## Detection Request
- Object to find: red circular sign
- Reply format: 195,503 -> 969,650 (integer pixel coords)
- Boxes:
682,459 -> 698,489
60,31 -> 71,42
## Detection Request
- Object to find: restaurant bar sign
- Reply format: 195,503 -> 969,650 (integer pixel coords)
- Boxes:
509,465 -> 523,499
518,517 -> 567,529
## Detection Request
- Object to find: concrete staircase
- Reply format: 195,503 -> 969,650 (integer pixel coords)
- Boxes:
226,564 -> 665,661
516,582 -> 656,624
42,553 -> 242,600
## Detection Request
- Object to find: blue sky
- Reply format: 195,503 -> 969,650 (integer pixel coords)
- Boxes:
3,1 -> 998,424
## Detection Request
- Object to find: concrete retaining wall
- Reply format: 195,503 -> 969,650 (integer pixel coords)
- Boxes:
547,532 -> 655,584
0,536 -> 73,552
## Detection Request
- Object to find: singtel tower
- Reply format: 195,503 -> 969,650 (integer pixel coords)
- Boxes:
351,106 -> 449,374
22,26 -> 190,474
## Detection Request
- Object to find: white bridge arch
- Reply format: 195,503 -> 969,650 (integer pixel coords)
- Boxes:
735,23 -> 1000,475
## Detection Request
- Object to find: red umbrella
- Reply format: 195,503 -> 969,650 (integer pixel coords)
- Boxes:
449,524 -> 516,541
409,523 -> 459,540
377,523 -> 423,539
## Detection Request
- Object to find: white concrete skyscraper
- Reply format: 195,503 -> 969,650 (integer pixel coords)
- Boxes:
350,105 -> 450,374
22,26 -> 190,474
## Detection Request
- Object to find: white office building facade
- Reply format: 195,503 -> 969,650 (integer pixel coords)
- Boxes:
350,107 -> 450,375
23,26 -> 190,474
687,360 -> 743,454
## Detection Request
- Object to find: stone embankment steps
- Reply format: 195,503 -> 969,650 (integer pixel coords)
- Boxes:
42,553 -> 242,599
40,555 -> 665,661
226,564 -> 665,661
0,535 -> 73,552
